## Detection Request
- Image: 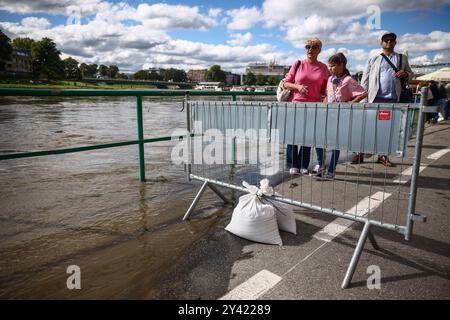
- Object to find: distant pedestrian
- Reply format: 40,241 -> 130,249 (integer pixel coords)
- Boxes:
359,32 -> 413,167
428,81 -> 440,123
438,83 -> 448,120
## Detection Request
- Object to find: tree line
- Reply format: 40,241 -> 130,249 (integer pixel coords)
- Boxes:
0,30 -> 126,81
243,72 -> 279,86
133,64 -> 229,83
1,30 -> 281,85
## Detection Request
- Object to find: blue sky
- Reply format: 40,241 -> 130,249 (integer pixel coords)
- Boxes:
0,0 -> 449,74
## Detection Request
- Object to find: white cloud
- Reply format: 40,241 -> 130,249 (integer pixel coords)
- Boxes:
208,8 -> 223,18
135,3 -> 217,30
0,0 -> 105,15
21,17 -> 51,29
226,6 -> 262,30
227,32 -> 253,46
409,52 -> 449,65
397,31 -> 450,54
0,15 -> 289,74
262,0 -> 450,27
262,0 -> 450,52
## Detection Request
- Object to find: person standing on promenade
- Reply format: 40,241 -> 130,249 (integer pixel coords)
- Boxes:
358,32 -> 413,166
284,37 -> 329,175
316,52 -> 368,180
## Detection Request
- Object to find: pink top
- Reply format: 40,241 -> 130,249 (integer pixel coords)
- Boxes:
284,59 -> 329,102
326,75 -> 367,103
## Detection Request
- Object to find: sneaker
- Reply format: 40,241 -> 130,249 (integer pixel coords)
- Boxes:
311,164 -> 324,176
289,167 -> 299,174
316,171 -> 335,180
299,168 -> 309,175
377,155 -> 395,167
351,153 -> 364,164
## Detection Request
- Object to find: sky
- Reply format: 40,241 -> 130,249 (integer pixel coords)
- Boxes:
0,0 -> 449,74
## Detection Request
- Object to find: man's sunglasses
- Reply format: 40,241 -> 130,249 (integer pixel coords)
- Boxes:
305,44 -> 320,50
383,38 -> 396,43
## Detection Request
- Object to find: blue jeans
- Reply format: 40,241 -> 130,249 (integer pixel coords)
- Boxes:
287,145 -> 322,170
316,148 -> 341,174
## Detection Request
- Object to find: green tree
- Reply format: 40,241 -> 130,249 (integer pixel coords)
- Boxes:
117,73 -> 128,79
12,37 -> 35,51
31,37 -> 64,79
244,71 -> 256,86
0,30 -> 13,71
133,70 -> 148,80
148,70 -> 161,81
79,63 -> 98,78
256,73 -> 266,86
89,64 -> 98,78
163,68 -> 175,81
108,65 -> 119,79
163,68 -> 187,82
63,57 -> 80,79
206,65 -> 226,82
98,64 -> 108,78
174,69 -> 187,82
79,63 -> 89,78
267,76 -> 278,86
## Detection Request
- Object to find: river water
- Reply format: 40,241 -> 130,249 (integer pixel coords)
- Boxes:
0,95 -> 273,299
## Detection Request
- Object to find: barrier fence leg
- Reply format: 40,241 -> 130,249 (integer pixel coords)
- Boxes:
183,181 -> 209,220
208,183 -> 231,204
368,230 -> 380,250
405,87 -> 427,241
183,181 -> 231,221
341,221 -> 371,289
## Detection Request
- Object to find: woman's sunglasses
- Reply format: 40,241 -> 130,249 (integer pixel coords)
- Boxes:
305,45 -> 320,50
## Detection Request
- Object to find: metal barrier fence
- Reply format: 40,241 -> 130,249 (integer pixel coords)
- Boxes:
0,88 -> 273,181
183,87 -> 434,289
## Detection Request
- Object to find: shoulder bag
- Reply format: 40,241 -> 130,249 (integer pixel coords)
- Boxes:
276,60 -> 301,102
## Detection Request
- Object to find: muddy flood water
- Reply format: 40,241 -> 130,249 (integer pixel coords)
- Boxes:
0,95 -> 268,299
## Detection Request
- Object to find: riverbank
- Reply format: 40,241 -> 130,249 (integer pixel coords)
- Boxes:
0,80 -> 157,90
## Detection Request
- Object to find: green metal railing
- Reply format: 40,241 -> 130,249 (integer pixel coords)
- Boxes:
0,88 -> 275,182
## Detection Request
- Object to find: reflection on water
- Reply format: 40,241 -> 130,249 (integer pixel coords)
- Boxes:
0,95 -> 273,299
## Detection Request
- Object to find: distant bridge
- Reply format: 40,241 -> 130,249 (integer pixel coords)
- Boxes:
410,62 -> 450,75
82,78 -> 197,89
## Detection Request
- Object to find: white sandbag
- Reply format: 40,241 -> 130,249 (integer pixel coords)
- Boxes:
272,201 -> 297,235
225,180 -> 282,246
244,179 -> 297,235
225,193 -> 282,245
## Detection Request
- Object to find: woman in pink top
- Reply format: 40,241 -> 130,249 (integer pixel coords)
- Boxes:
284,37 -> 329,175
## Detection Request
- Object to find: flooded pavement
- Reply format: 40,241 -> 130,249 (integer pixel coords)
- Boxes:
0,95 -> 255,299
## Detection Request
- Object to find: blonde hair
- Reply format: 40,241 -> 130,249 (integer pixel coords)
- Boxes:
305,37 -> 322,49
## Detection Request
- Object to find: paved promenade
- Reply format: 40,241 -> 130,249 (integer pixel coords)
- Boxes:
154,120 -> 450,300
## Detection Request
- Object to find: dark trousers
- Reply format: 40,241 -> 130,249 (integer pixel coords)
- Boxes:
316,148 -> 340,173
287,145 -> 322,170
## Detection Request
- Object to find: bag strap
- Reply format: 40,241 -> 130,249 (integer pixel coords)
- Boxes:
380,53 -> 399,73
381,53 -> 409,87
293,60 -> 301,83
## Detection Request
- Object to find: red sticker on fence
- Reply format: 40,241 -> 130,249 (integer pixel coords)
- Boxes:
378,110 -> 391,120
